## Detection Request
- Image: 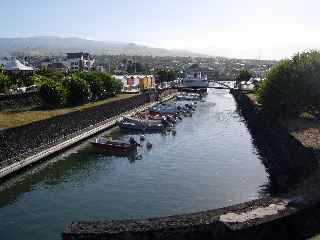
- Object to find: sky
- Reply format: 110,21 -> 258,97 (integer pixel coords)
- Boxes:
1,0 -> 320,60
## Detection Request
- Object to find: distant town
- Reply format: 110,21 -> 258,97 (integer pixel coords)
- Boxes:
0,51 -> 276,95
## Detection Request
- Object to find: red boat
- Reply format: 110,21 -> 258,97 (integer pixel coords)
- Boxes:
90,138 -> 137,155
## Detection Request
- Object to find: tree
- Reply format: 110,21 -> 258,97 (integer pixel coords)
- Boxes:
236,69 -> 252,83
36,69 -> 65,81
0,73 -> 11,93
156,69 -> 177,83
39,80 -> 66,108
110,77 -> 123,95
32,74 -> 48,86
190,64 -> 199,70
72,72 -> 104,100
257,50 -> 320,117
64,76 -> 91,106
71,71 -> 123,101
127,62 -> 145,73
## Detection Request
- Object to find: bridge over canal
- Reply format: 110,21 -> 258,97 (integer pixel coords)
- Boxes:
179,80 -> 236,90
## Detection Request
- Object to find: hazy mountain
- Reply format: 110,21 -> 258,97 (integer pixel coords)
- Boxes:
0,36 -> 209,57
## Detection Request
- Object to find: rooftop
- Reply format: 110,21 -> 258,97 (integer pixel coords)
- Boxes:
4,59 -> 33,71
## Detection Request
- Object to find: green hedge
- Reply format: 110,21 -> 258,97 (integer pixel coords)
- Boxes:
39,80 -> 66,108
37,71 -> 123,109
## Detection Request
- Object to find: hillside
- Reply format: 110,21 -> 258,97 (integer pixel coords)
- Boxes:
0,36 -> 208,57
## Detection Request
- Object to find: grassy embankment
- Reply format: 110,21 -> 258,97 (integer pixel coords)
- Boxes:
0,94 -> 137,129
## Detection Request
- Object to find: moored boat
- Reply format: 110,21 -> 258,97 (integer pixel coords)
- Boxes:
150,104 -> 178,114
176,93 -> 201,101
118,117 -> 164,132
90,138 -> 137,155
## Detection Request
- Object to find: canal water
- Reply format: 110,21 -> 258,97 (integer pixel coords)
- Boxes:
0,89 -> 270,240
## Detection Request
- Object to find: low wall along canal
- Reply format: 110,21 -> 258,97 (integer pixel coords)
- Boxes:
0,94 -> 147,163
0,88 -> 318,240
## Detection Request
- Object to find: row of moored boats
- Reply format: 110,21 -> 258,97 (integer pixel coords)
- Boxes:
90,93 -> 203,155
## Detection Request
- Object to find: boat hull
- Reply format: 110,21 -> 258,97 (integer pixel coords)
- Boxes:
90,141 -> 137,155
119,117 -> 164,132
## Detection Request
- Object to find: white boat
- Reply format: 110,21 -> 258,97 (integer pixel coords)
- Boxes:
118,117 -> 164,131
176,93 -> 201,101
181,71 -> 209,88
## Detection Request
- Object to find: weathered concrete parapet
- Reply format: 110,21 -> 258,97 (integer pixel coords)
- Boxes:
63,197 -> 320,240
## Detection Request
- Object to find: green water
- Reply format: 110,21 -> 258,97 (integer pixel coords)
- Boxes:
0,89 -> 269,240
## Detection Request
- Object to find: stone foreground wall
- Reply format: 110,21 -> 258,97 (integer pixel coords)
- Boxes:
62,197 -> 320,240
0,94 -> 147,162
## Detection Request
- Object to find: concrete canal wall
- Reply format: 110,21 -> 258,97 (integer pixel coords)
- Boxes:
62,89 -> 320,240
0,94 -> 145,162
0,89 -> 177,174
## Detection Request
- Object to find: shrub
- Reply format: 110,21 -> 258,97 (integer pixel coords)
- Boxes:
257,50 -> 320,117
72,71 -> 123,99
33,74 -> 48,86
39,80 -> 66,108
0,73 -> 11,93
236,69 -> 252,83
65,76 -> 91,105
36,69 -> 66,81
110,77 -> 123,94
74,72 -> 106,100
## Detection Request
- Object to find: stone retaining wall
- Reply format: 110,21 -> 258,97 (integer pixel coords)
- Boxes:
0,94 -> 147,163
231,89 -> 317,192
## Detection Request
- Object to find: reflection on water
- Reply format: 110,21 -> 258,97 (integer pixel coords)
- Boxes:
0,89 -> 271,240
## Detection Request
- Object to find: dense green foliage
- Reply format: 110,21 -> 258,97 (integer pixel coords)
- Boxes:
64,76 -> 91,105
32,74 -> 49,86
126,62 -> 146,73
72,72 -> 123,100
257,50 -> 320,116
35,71 -> 123,108
236,69 -> 252,83
0,73 -> 11,93
156,69 -> 177,82
36,69 -> 66,81
39,79 -> 66,108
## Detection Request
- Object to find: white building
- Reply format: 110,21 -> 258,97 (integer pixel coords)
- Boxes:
65,52 -> 95,71
182,71 -> 209,88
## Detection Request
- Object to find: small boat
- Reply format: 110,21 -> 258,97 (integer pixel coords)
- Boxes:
118,117 -> 164,132
90,138 -> 137,155
146,141 -> 153,149
150,104 -> 179,114
140,135 -> 146,141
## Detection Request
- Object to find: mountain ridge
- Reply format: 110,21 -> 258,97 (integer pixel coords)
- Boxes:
0,36 -> 210,57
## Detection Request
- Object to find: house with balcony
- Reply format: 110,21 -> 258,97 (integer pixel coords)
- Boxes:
65,52 -> 95,71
